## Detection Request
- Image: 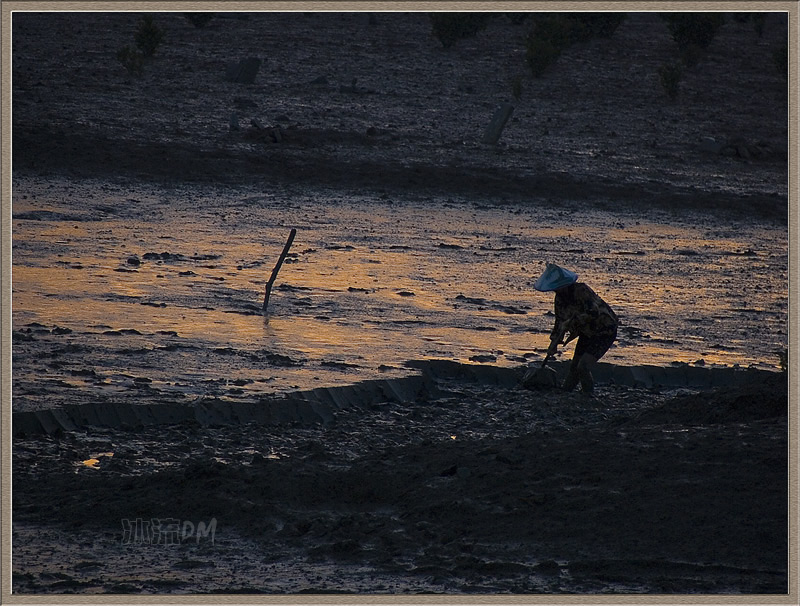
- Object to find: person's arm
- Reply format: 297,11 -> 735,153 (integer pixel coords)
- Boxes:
548,310 -> 571,354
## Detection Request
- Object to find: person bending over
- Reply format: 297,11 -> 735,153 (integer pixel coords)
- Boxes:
534,263 -> 618,394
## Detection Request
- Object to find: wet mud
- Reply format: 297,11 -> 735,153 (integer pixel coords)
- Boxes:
10,10 -> 790,597
10,178 -> 789,410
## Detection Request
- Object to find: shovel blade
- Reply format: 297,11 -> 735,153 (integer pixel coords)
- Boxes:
522,366 -> 559,389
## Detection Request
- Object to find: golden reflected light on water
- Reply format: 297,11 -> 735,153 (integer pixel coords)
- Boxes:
11,181 -> 788,401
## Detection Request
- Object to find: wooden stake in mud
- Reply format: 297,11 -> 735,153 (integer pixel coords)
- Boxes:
482,102 -> 515,145
263,228 -> 297,313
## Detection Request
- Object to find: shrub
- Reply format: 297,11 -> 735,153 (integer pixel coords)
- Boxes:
530,13 -> 626,48
660,13 -> 725,51
732,12 -> 766,37
524,13 -> 626,78
523,15 -> 573,77
116,45 -> 145,76
658,61 -> 683,100
661,13 -> 725,67
135,14 -> 164,57
530,14 -> 579,50
525,35 -> 561,77
752,13 -> 766,37
569,13 -> 627,40
185,13 -> 214,28
429,13 -> 492,48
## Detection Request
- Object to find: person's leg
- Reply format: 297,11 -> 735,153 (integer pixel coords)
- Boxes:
564,327 -> 616,393
575,353 -> 598,394
562,356 -> 581,391
562,339 -> 586,392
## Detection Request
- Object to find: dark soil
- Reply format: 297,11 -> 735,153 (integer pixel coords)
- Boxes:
11,11 -> 788,218
12,369 -> 789,594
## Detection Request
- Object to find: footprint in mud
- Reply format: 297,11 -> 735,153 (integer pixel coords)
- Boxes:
69,368 -> 98,378
142,252 -> 187,262
102,329 -> 142,336
276,284 -> 312,293
453,295 -> 527,315
469,354 -> 497,363
320,360 -> 360,370
454,294 -> 488,306
173,560 -> 216,570
13,210 -> 88,221
236,260 -> 266,270
493,304 -> 527,315
259,352 -> 305,367
190,254 -> 223,262
12,330 -> 37,342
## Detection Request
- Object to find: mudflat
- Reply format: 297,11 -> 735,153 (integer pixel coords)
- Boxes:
10,10 -> 789,596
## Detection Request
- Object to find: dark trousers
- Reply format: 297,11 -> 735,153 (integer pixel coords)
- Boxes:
570,326 -> 617,371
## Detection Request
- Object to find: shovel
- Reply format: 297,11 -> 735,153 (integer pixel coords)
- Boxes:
521,352 -> 559,389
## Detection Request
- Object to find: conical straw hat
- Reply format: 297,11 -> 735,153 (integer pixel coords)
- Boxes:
533,263 -> 578,292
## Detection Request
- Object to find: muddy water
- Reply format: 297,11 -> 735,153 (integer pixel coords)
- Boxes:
11,178 -> 787,411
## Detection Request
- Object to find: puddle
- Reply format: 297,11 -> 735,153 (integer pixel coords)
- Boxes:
80,452 -> 114,470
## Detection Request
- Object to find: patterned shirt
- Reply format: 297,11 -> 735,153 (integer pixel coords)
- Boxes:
550,282 -> 618,343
